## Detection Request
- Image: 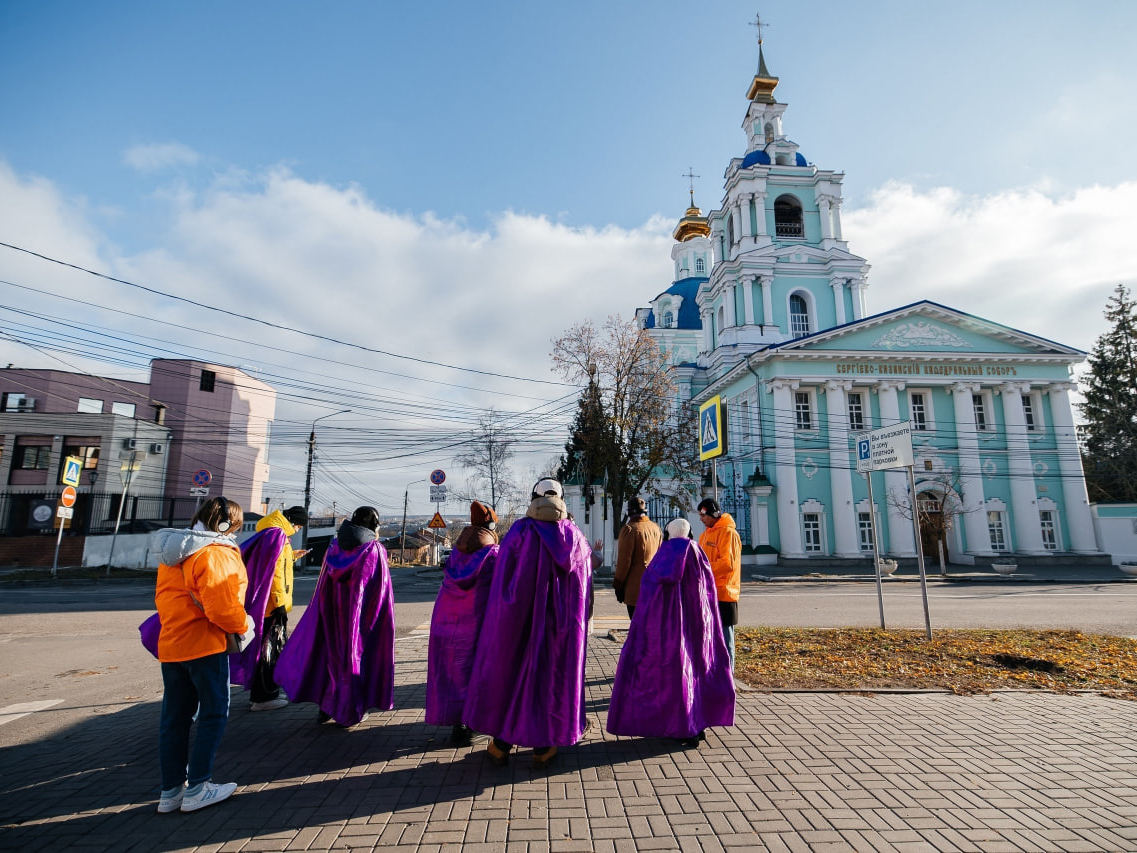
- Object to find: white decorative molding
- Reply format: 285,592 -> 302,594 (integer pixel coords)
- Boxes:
1033,459 -> 1049,476
982,458 -> 998,479
872,321 -> 973,351
802,458 -> 819,480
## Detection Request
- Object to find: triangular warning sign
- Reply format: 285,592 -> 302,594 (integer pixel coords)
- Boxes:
428,511 -> 447,529
701,409 -> 718,446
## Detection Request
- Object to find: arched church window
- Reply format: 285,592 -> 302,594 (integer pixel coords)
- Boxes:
726,214 -> 735,246
774,194 -> 803,238
789,293 -> 810,337
717,305 -> 725,332
695,258 -> 705,274
661,311 -> 674,329
764,122 -> 775,144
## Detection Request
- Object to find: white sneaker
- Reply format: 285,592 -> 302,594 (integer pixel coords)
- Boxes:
156,785 -> 184,813
250,698 -> 289,712
180,781 -> 238,813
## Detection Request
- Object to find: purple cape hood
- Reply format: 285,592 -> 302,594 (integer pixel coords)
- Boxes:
463,517 -> 592,747
606,538 -> 735,738
274,538 -> 395,726
228,526 -> 288,687
425,542 -> 498,726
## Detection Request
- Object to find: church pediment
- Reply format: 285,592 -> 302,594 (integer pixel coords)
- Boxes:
767,301 -> 1084,358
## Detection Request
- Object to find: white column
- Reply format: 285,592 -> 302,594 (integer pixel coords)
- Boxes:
1000,382 -> 1047,554
746,483 -> 773,547
723,283 -> 737,328
743,276 -> 756,325
851,278 -> 867,320
817,195 -> 834,241
950,381 -> 993,556
753,192 -> 768,237
825,380 -> 860,556
761,277 -> 774,330
831,277 -> 847,326
832,199 -> 844,241
736,196 -> 749,250
699,309 -> 712,354
876,381 -> 917,556
711,228 -> 723,265
1047,383 -> 1099,552
767,379 -> 804,557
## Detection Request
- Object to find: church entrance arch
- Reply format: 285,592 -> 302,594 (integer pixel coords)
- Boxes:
916,489 -> 948,567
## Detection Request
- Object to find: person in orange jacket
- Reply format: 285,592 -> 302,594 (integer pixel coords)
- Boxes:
697,498 -> 741,669
153,496 -> 253,815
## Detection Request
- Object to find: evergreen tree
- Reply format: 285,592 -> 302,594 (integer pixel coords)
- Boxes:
1079,284 -> 1137,502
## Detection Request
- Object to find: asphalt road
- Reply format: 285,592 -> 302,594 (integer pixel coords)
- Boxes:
1,573 -> 1135,750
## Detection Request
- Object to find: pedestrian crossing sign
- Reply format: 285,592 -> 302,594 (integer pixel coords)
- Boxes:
61,455 -> 83,487
698,396 -> 727,461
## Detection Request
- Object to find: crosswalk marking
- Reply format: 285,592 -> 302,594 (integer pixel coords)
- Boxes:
0,700 -> 62,727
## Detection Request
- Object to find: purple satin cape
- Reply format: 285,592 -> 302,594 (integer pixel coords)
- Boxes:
606,538 -> 735,739
462,517 -> 592,747
137,529 -> 284,663
425,543 -> 498,726
228,527 -> 288,687
274,539 -> 395,726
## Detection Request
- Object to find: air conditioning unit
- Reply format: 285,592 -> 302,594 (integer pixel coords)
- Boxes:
15,397 -> 34,412
123,439 -> 138,450
149,443 -> 165,454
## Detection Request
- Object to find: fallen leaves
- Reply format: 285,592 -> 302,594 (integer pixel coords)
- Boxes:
733,628 -> 1137,698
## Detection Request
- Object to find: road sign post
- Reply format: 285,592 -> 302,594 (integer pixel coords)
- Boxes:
698,396 -> 728,502
854,422 -> 932,638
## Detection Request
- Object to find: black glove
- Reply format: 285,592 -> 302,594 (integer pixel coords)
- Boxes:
614,580 -> 625,604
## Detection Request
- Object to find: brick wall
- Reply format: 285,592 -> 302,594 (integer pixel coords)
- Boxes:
0,535 -> 85,567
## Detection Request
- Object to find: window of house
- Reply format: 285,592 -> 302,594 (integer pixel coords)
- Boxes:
77,398 -> 104,413
973,394 -> 990,431
1039,510 -> 1058,551
910,392 -> 928,431
17,445 -> 51,470
858,512 -> 874,552
987,510 -> 1008,551
847,392 -> 864,432
111,402 -> 136,418
1,392 -> 31,412
1022,394 -> 1036,431
774,194 -> 803,238
794,391 -> 813,431
802,513 -> 822,553
789,294 -> 810,337
661,311 -> 674,329
695,258 -> 705,274
200,369 -> 216,393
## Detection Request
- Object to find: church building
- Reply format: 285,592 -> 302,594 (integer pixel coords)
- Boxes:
635,41 -> 1100,567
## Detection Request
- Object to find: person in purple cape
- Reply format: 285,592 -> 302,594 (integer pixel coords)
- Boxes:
426,500 -> 500,746
275,506 -> 395,727
463,478 -> 592,768
606,517 -> 735,748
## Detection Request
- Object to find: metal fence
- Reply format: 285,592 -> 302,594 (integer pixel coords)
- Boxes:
0,490 -> 203,536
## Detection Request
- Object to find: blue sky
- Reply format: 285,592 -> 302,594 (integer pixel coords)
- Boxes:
2,1 -> 1136,516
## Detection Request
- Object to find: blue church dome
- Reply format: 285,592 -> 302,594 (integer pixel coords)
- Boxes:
644,278 -> 703,330
741,150 -> 771,168
795,152 -> 808,167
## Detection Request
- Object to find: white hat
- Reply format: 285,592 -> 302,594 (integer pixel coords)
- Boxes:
532,478 -> 563,499
666,517 -> 691,539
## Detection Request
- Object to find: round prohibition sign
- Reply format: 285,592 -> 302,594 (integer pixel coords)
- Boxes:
430,469 -> 446,485
193,469 -> 212,487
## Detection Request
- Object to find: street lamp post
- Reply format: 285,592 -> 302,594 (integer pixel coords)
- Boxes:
106,450 -> 140,575
303,409 -> 350,564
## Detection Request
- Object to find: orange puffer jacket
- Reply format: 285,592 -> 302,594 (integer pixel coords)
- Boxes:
698,512 -> 741,603
154,527 -> 249,662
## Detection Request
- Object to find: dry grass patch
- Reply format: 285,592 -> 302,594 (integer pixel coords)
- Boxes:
734,628 -> 1137,698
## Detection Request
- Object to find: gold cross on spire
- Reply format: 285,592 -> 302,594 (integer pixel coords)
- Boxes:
749,12 -> 769,45
683,167 -> 700,205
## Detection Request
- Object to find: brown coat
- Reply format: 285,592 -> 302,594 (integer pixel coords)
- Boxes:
614,515 -> 663,607
455,524 -> 498,554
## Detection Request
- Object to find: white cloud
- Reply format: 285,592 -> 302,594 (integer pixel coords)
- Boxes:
844,180 -> 1137,353
123,142 -> 200,172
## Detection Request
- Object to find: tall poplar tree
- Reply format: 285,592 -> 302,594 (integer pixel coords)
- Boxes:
1079,284 -> 1137,502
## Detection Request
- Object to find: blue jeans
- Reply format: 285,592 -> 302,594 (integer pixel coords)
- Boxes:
723,623 -> 736,670
159,652 -> 231,790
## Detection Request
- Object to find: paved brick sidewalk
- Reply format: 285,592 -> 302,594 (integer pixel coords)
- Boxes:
3,627 -> 1137,852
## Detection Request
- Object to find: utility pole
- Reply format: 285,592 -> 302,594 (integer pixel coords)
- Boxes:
302,409 -> 349,566
399,490 -> 409,565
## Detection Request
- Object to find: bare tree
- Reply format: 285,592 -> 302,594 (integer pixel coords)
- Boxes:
455,408 -> 516,512
552,315 -> 698,542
